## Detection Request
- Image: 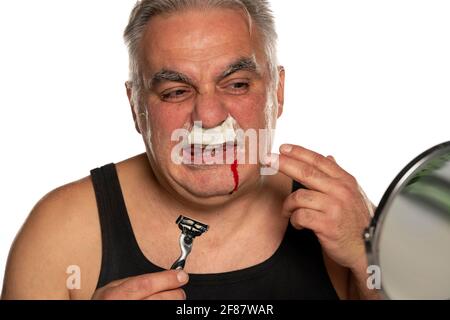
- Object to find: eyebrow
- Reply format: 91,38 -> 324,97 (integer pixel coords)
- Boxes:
149,69 -> 196,89
218,56 -> 260,81
148,56 -> 260,89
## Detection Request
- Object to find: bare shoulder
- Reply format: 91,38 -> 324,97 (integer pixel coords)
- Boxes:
1,175 -> 101,300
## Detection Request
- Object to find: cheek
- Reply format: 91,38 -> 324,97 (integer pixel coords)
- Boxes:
144,100 -> 191,161
226,94 -> 268,128
146,101 -> 190,138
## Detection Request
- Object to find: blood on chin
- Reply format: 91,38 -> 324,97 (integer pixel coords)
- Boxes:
173,143 -> 242,194
181,160 -> 240,195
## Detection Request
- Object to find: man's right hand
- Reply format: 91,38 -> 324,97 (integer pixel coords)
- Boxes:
92,270 -> 189,300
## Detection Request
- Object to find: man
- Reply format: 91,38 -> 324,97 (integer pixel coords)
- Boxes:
1,0 -> 379,300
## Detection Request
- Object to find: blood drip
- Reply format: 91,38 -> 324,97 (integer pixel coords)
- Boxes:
230,159 -> 239,194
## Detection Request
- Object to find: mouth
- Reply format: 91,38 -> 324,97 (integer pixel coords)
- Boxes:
182,142 -> 238,165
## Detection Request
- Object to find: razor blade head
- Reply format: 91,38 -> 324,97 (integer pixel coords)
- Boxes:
176,215 -> 209,238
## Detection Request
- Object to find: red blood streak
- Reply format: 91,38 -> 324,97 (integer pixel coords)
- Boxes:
230,160 -> 239,193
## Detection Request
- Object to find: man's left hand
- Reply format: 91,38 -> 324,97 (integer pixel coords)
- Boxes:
276,144 -> 374,270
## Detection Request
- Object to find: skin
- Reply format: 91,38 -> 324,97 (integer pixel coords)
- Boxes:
1,8 -> 380,300
133,9 -> 275,205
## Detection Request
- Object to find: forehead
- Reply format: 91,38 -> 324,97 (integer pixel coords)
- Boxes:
141,8 -> 265,74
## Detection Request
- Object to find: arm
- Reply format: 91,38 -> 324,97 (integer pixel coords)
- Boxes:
1,177 -> 189,301
347,204 -> 382,300
347,256 -> 382,300
323,251 -> 381,300
1,179 -> 98,300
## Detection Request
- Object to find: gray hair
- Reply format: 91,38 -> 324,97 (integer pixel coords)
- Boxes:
123,0 -> 279,109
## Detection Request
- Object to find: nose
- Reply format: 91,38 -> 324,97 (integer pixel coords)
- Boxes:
191,90 -> 229,129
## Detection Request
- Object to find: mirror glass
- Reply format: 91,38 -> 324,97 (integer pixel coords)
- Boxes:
366,141 -> 450,299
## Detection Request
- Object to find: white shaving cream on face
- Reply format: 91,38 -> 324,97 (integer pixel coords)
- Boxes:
187,115 -> 238,146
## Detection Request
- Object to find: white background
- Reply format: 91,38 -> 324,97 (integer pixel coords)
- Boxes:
0,0 -> 449,292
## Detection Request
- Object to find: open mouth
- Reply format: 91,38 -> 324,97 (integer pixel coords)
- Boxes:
183,142 -> 238,165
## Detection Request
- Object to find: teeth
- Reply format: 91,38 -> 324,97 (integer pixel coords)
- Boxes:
187,115 -> 237,146
189,143 -> 235,152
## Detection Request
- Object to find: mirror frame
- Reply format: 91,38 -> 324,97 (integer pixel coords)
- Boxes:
364,140 -> 450,299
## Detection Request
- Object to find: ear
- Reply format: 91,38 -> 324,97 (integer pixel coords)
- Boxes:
125,81 -> 142,134
276,66 -> 285,118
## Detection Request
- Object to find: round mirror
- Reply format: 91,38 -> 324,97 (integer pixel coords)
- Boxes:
365,141 -> 450,300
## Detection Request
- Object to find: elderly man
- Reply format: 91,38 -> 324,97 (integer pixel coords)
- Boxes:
2,0 -> 378,300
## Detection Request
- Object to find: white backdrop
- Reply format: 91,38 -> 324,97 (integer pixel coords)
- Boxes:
0,0 -> 449,292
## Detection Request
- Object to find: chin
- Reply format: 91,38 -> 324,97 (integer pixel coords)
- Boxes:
183,186 -> 234,198
178,164 -> 236,197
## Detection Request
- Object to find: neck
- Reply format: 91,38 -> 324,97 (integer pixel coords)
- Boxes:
166,178 -> 272,243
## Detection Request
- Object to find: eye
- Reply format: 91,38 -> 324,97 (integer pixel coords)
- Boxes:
226,81 -> 250,94
160,88 -> 193,102
232,82 -> 249,89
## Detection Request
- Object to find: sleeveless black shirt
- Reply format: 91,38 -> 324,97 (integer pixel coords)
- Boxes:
90,163 -> 339,300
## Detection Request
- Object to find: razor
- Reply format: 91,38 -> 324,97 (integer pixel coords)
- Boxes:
170,215 -> 209,270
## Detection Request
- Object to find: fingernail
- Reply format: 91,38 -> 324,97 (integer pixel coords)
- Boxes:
262,154 -> 278,166
177,270 -> 189,283
280,144 -> 293,154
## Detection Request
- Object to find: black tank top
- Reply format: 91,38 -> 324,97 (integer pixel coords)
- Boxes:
90,163 -> 339,300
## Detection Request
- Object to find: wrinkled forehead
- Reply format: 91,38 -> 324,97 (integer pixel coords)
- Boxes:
139,7 -> 268,80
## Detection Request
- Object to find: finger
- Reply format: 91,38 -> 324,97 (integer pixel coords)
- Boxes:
145,288 -> 186,300
326,155 -> 336,162
278,154 -> 339,194
282,189 -> 332,217
290,208 -> 326,234
111,270 -> 189,300
280,144 -> 345,178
